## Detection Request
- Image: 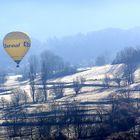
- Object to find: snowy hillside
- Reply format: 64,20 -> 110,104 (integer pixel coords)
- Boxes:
53,64 -> 125,83
2,64 -> 139,103
0,63 -> 139,125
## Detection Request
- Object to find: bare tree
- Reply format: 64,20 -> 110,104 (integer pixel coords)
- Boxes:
35,88 -> 44,103
40,50 -> 72,101
108,92 -> 137,132
123,64 -> 135,85
113,75 -> 122,87
41,57 -> 48,102
40,51 -> 57,101
73,77 -> 86,95
11,89 -> 28,107
22,91 -> 29,105
103,74 -> 110,88
29,55 -> 38,103
51,83 -> 65,99
40,51 -> 52,101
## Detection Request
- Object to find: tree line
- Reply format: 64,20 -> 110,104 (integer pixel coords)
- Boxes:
0,89 -> 140,139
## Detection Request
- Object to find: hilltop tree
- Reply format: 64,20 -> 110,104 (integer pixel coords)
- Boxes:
113,47 -> 140,84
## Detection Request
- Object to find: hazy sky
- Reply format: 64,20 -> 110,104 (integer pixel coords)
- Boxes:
1,0 -> 140,41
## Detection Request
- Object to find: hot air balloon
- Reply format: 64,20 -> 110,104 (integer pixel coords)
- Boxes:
3,31 -> 31,67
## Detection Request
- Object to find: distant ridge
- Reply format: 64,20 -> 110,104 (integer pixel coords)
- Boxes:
1,27 -> 140,69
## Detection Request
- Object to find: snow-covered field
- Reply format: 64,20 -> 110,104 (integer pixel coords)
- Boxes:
1,64 -> 140,103
53,64 -> 125,83
0,63 -> 139,126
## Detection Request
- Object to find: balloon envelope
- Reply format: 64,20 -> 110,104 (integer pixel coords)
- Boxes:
3,31 -> 31,67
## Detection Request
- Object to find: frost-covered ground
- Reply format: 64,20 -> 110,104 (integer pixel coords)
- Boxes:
53,64 -> 125,83
1,64 -> 140,104
0,63 -> 139,126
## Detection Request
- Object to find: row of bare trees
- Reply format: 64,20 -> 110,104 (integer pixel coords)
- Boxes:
0,89 -> 140,139
24,50 -> 76,103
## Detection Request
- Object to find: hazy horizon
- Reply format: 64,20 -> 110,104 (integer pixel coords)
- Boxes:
1,0 -> 140,41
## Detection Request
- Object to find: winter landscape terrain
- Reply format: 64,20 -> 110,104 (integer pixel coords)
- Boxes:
0,63 -> 139,139
1,0 -> 140,139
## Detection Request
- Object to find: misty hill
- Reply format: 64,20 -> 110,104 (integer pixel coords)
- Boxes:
46,27 -> 140,65
1,27 -> 140,70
